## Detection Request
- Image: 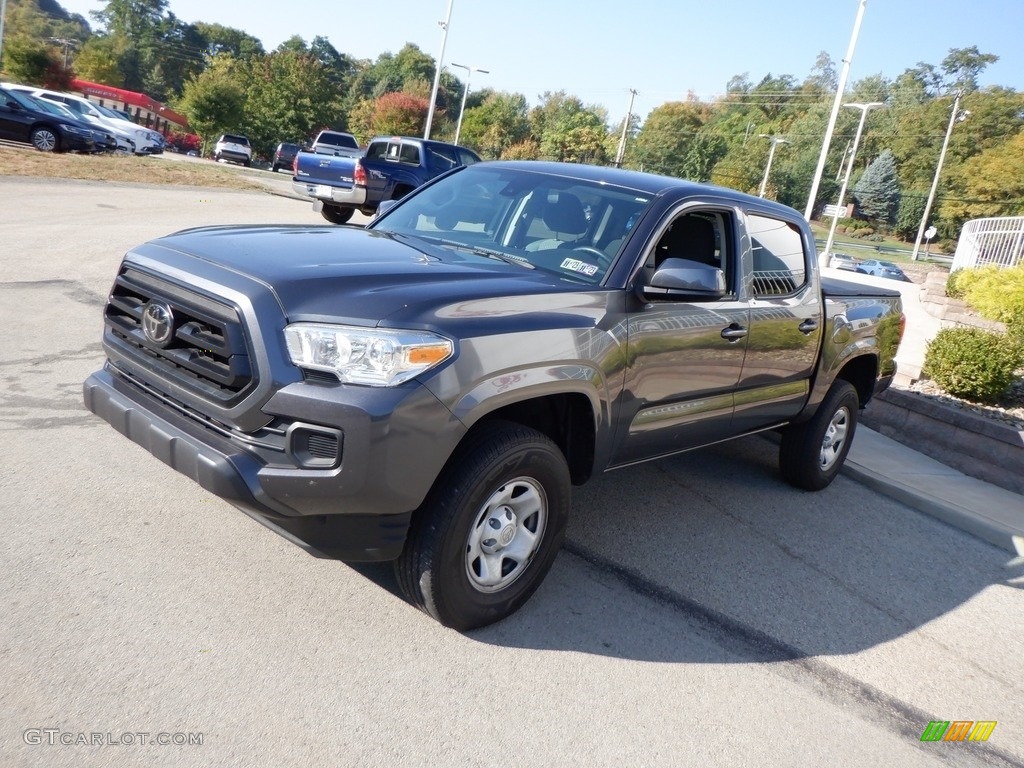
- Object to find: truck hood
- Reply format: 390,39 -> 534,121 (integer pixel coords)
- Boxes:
142,225 -> 610,328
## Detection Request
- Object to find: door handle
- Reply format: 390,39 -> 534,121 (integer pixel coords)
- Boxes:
721,324 -> 748,341
798,319 -> 819,334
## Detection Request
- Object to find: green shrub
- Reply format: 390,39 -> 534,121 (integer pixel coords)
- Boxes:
945,268 -> 967,298
852,227 -> 874,237
923,326 -> 1024,403
960,263 -> 1024,331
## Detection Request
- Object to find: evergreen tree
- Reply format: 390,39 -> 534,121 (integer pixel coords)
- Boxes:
853,149 -> 901,226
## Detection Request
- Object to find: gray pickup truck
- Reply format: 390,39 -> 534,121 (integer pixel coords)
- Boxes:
83,161 -> 903,629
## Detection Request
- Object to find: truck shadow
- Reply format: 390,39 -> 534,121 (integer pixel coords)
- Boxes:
348,433 -> 1022,663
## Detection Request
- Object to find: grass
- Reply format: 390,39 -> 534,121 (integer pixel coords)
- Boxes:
0,146 -> 266,192
809,221 -> 949,266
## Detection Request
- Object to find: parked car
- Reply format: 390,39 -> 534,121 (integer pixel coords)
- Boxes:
91,102 -> 164,153
4,85 -> 141,153
856,259 -> 910,281
0,84 -> 107,153
272,142 -> 301,173
214,133 -> 252,166
309,130 -> 362,157
827,252 -> 859,271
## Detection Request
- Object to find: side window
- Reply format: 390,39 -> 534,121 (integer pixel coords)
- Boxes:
746,214 -> 807,297
458,149 -> 480,166
399,143 -> 420,165
649,211 -> 732,289
365,142 -> 387,160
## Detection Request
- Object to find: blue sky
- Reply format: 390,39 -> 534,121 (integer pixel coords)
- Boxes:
57,0 -> 1024,121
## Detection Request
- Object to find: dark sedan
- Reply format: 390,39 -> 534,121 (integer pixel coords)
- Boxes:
0,85 -> 106,152
856,259 -> 910,281
272,142 -> 301,173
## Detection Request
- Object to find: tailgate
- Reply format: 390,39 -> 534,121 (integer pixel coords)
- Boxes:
293,152 -> 358,188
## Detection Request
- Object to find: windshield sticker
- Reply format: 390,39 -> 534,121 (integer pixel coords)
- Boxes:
560,258 -> 600,276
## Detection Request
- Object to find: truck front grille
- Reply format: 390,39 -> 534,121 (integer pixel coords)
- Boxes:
104,267 -> 255,404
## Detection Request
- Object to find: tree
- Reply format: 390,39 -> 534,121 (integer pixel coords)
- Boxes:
1,37 -> 57,84
894,190 -> 927,240
68,36 -> 121,84
941,129 -> 1024,226
941,46 -> 999,93
89,0 -> 167,37
631,99 -> 709,178
176,56 -> 246,154
458,91 -> 531,158
852,149 -> 901,226
243,49 -> 342,156
370,91 -> 429,137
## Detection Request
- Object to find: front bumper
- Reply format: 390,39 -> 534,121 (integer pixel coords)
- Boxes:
83,367 -> 426,560
292,180 -> 367,207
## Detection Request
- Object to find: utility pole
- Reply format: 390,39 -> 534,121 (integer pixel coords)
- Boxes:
424,0 -> 455,140
911,89 -> 967,261
49,37 -> 79,69
804,0 -> 868,220
0,0 -> 8,69
758,135 -> 789,198
614,89 -> 637,168
822,101 -> 884,259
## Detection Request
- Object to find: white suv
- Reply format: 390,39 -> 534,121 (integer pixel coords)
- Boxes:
214,134 -> 252,166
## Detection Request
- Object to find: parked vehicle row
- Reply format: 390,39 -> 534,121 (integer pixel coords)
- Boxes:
1,82 -> 165,154
824,252 -> 911,282
1,84 -> 115,153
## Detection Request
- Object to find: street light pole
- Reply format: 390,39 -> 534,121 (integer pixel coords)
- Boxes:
758,135 -> 789,198
614,88 -> 637,168
450,62 -> 488,146
822,101 -> 884,260
911,89 -> 966,261
804,0 -> 868,220
423,0 -> 454,140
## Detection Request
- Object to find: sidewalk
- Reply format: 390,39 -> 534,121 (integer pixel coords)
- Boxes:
844,426 -> 1024,555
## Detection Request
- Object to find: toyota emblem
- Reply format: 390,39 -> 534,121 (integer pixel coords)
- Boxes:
141,301 -> 174,346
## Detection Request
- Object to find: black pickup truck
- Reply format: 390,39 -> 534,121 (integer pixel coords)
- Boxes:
84,161 -> 903,629
292,135 -> 481,224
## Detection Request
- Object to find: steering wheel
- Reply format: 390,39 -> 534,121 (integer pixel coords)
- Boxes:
570,246 -> 613,268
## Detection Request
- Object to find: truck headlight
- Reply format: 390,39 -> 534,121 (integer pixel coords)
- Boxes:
284,323 -> 453,386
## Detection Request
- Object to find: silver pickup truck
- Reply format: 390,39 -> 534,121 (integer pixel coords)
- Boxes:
84,161 -> 904,630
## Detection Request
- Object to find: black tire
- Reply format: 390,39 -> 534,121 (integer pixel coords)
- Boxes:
30,126 -> 59,152
395,420 -> 571,630
779,380 -> 860,491
320,205 -> 354,225
244,158 -> 251,167
272,163 -> 280,173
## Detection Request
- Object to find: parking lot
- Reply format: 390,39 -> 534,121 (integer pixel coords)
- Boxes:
1,176 -> 1022,767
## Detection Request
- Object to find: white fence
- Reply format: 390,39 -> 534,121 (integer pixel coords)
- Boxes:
951,216 -> 1024,272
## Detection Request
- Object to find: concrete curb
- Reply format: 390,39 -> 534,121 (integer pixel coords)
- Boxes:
843,427 -> 1024,556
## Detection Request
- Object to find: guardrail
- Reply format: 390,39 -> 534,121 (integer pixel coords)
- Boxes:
815,238 -> 952,265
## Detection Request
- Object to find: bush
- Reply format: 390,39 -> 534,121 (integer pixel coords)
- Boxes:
923,326 -> 1024,403
852,227 -> 874,237
945,268 -> 967,299
959,263 -> 1024,331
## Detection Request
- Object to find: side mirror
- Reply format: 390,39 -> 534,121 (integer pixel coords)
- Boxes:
643,257 -> 726,299
6,100 -> 22,110
374,199 -> 399,219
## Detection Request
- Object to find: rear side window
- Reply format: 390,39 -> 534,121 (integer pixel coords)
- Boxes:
222,134 -> 249,145
746,214 -> 807,297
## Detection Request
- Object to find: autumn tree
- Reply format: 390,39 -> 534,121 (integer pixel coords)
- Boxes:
458,91 -> 531,158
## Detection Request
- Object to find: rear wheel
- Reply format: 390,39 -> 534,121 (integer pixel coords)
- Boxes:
320,205 -> 354,225
30,127 -> 59,152
395,421 -> 571,630
272,163 -> 280,173
779,380 -> 860,491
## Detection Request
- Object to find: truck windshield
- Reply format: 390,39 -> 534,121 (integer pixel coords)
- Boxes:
369,166 -> 652,285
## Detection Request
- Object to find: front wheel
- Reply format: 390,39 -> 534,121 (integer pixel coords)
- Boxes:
31,127 -> 59,152
395,421 -> 571,630
320,205 -> 354,224
779,380 -> 860,491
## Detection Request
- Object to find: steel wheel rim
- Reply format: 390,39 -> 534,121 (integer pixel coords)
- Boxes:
819,406 -> 851,471
33,130 -> 57,151
465,477 -> 547,593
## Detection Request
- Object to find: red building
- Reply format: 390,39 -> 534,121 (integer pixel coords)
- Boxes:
70,79 -> 189,135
